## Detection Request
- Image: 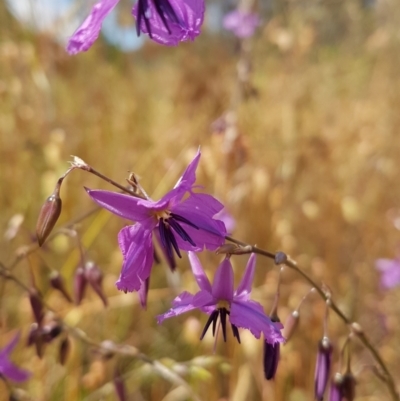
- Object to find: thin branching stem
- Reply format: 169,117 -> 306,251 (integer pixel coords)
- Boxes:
225,236 -> 399,401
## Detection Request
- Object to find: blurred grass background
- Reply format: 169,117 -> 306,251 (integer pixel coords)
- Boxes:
1,0 -> 400,400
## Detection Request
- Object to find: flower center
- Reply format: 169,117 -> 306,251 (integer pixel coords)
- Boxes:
156,212 -> 199,270
200,307 -> 241,344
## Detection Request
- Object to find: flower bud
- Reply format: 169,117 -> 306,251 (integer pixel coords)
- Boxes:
49,271 -> 73,302
29,289 -> 44,325
341,373 -> 356,401
27,323 -> 44,358
59,337 -> 70,365
315,337 -> 333,401
36,179 -> 62,246
74,266 -> 87,305
84,261 -> 108,307
263,341 -> 280,380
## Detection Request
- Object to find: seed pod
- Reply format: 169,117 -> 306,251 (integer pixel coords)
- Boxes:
36,179 -> 63,246
49,271 -> 73,302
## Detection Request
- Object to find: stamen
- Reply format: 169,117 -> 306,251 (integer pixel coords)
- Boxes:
220,308 -> 228,342
200,310 -> 218,340
231,324 -> 241,344
158,219 -> 177,266
170,213 -> 199,230
168,218 -> 196,246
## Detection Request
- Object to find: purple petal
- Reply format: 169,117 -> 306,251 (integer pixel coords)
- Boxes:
235,254 -> 256,299
314,338 -> 333,401
66,0 -> 120,54
0,333 -> 31,382
133,0 -> 205,46
172,193 -> 227,250
157,291 -> 196,323
188,252 -> 212,292
230,300 -> 285,343
115,225 -> 154,292
211,258 -> 234,302
86,189 -> 156,227
173,149 -> 200,192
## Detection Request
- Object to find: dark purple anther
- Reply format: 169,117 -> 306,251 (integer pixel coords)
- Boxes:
263,341 -> 280,380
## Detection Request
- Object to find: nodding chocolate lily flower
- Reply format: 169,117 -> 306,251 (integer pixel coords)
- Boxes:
67,0 -> 204,54
86,150 -> 226,304
315,336 -> 333,401
158,253 -> 285,345
0,332 -> 31,382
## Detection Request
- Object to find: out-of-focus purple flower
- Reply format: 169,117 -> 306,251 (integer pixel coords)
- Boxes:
67,0 -> 205,53
133,0 -> 204,46
375,258 -> 400,289
329,372 -> 356,401
158,253 -> 285,344
223,9 -> 260,39
0,333 -> 31,382
86,150 -> 227,302
315,337 -> 333,401
67,0 -> 119,54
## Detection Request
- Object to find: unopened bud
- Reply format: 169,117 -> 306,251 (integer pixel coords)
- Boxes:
50,271 -> 72,303
341,373 -> 356,401
85,261 -> 108,307
59,337 -> 70,365
27,323 -> 44,358
282,310 -> 299,341
36,179 -> 63,246
74,266 -> 87,305
314,337 -> 333,401
29,289 -> 44,325
263,341 -> 280,380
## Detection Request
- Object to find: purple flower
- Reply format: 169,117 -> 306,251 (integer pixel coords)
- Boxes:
375,258 -> 400,289
0,332 -> 31,382
315,337 -> 333,401
158,253 -> 285,344
86,150 -> 227,300
67,0 -> 204,54
223,9 -> 260,39
133,0 -> 205,46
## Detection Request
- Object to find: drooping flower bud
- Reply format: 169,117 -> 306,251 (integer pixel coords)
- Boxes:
84,261 -> 108,307
59,337 -> 70,365
29,289 -> 44,325
341,372 -> 356,401
49,271 -> 73,302
329,373 -> 343,401
36,178 -> 63,246
315,336 -> 333,401
263,341 -> 280,380
27,323 -> 44,358
74,266 -> 87,305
